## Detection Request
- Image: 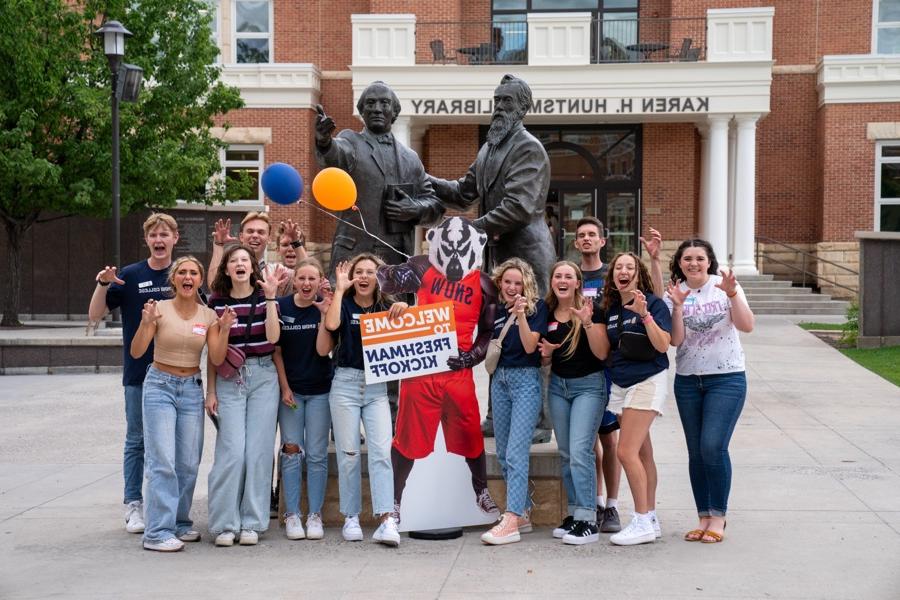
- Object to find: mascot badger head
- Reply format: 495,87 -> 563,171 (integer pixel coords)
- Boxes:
427,217 -> 487,282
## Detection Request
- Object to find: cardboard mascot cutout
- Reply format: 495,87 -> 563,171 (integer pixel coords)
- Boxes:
377,217 -> 500,527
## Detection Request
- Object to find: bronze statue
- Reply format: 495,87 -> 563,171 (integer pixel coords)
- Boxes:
315,81 -> 443,272
427,74 -> 555,294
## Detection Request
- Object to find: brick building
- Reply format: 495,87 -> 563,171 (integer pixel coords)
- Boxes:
11,1 -> 900,317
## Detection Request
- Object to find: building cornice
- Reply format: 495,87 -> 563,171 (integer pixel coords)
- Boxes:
817,55 -> 900,106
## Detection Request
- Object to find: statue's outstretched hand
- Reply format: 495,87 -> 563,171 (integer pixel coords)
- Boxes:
314,104 -> 335,147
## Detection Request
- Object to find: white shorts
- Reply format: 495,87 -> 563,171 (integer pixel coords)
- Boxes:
608,370 -> 668,416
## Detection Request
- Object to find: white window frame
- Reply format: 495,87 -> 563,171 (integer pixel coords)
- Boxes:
174,143 -> 265,210
232,0 -> 273,64
210,0 -> 220,64
873,0 -> 900,54
875,140 -> 900,231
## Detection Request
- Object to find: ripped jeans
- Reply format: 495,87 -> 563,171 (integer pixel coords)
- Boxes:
277,392 -> 331,517
328,367 -> 394,516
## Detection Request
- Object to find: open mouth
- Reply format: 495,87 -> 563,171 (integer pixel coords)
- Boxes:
180,281 -> 195,293
153,244 -> 166,253
235,267 -> 248,278
616,275 -> 632,288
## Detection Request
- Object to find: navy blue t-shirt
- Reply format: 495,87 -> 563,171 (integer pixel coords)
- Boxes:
334,296 -> 389,370
277,296 -> 334,395
604,292 -> 672,388
544,299 -> 605,379
492,299 -> 548,369
105,260 -> 172,386
582,265 -> 608,301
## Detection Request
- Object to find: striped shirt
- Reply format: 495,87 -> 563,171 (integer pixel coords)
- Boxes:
208,291 -> 279,357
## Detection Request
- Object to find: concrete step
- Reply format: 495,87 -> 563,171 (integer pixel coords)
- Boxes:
743,287 -> 814,296
748,299 -> 849,310
752,306 -> 848,315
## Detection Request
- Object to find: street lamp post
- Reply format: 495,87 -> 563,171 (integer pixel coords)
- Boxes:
94,21 -> 142,327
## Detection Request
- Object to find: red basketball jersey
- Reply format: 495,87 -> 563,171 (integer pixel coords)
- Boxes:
418,266 -> 483,352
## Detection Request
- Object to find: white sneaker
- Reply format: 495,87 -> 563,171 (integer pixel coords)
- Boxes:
239,529 -> 258,545
177,529 -> 201,542
306,513 -> 324,540
610,515 -> 656,546
342,515 -> 363,542
373,516 -> 401,547
142,537 -> 184,552
650,514 -> 662,539
285,514 -> 306,540
125,501 -> 145,534
215,531 -> 235,547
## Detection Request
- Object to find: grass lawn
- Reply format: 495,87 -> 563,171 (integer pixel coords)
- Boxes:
798,322 -> 845,331
841,346 -> 900,387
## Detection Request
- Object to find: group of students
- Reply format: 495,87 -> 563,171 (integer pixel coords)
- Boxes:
89,210 -> 753,552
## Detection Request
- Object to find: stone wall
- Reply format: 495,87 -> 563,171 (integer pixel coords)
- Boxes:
816,241 -> 860,300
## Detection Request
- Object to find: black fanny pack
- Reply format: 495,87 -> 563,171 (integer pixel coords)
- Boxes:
618,331 -> 657,361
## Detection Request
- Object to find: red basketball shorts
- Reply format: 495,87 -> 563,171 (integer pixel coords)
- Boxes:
392,368 -> 484,460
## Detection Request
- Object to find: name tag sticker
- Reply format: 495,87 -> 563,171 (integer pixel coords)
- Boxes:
192,324 -> 208,336
583,288 -> 598,297
138,280 -> 153,289
548,322 -> 558,332
352,313 -> 361,319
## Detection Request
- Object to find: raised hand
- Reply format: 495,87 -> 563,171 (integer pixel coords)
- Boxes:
140,299 -> 162,325
666,281 -> 691,307
213,218 -> 237,245
313,287 -> 334,315
628,290 -> 649,318
314,104 -> 336,147
259,267 -> 288,298
513,294 -> 528,316
95,266 -> 125,286
334,261 -> 357,293
569,300 -> 593,326
217,305 -> 237,331
319,278 -> 332,296
538,339 -> 561,359
388,301 -> 409,320
280,219 -> 304,244
640,227 -> 663,260
715,269 -> 738,297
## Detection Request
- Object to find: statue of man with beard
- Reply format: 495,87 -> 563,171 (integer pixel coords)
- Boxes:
426,74 -> 555,294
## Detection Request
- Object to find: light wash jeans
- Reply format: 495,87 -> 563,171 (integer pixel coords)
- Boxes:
278,392 -> 332,516
328,367 -> 394,516
123,384 -> 144,504
207,356 -> 280,535
141,366 -> 204,544
491,366 -> 542,516
549,371 -> 607,522
674,371 -> 747,517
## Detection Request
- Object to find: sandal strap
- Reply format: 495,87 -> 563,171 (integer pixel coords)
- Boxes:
684,528 -> 705,541
701,530 -> 724,542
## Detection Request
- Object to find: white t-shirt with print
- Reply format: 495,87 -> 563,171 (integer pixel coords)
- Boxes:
664,275 -> 746,375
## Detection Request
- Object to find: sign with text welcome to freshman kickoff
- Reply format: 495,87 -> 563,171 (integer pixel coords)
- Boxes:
359,301 -> 458,384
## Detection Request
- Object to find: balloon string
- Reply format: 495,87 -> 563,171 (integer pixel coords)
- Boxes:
300,199 -> 411,260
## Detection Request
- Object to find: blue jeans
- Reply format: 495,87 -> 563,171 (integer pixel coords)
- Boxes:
549,371 -> 607,522
674,371 -> 747,517
141,366 -> 205,543
328,368 -> 394,516
491,366 -> 542,516
123,384 -> 144,504
278,392 -> 332,516
207,356 -> 280,534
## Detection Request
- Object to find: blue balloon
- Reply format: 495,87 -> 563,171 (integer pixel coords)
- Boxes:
261,163 -> 303,205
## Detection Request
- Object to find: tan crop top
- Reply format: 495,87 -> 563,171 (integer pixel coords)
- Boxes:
153,300 -> 218,368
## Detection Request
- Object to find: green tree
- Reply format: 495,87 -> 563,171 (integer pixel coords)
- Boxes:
0,0 -> 250,326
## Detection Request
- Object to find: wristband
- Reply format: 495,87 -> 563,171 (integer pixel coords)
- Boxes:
726,290 -> 737,298
265,298 -> 277,302
290,240 -> 304,249
213,241 -> 224,247
642,313 -> 654,324
97,280 -> 110,287
582,321 -> 593,329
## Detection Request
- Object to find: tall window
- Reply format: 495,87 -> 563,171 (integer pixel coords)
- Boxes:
876,142 -> 900,232
234,0 -> 272,63
875,0 -> 900,53
223,145 -> 264,205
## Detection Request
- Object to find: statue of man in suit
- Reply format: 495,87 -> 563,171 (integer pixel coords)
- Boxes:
315,81 -> 444,272
427,74 -> 555,294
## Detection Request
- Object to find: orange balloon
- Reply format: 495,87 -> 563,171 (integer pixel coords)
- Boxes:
312,167 -> 357,211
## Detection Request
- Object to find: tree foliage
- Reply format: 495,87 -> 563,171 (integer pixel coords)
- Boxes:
0,0 -> 248,324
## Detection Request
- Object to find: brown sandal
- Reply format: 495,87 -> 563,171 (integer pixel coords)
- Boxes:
701,521 -> 726,543
683,529 -> 706,542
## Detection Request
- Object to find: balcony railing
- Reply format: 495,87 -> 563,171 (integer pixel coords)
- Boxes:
414,16 -> 705,66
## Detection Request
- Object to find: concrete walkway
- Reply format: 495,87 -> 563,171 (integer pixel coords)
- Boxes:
1,316 -> 898,599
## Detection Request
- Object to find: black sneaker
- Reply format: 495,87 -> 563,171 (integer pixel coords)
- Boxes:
599,506 -> 621,533
552,515 -> 575,539
562,520 -> 599,545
